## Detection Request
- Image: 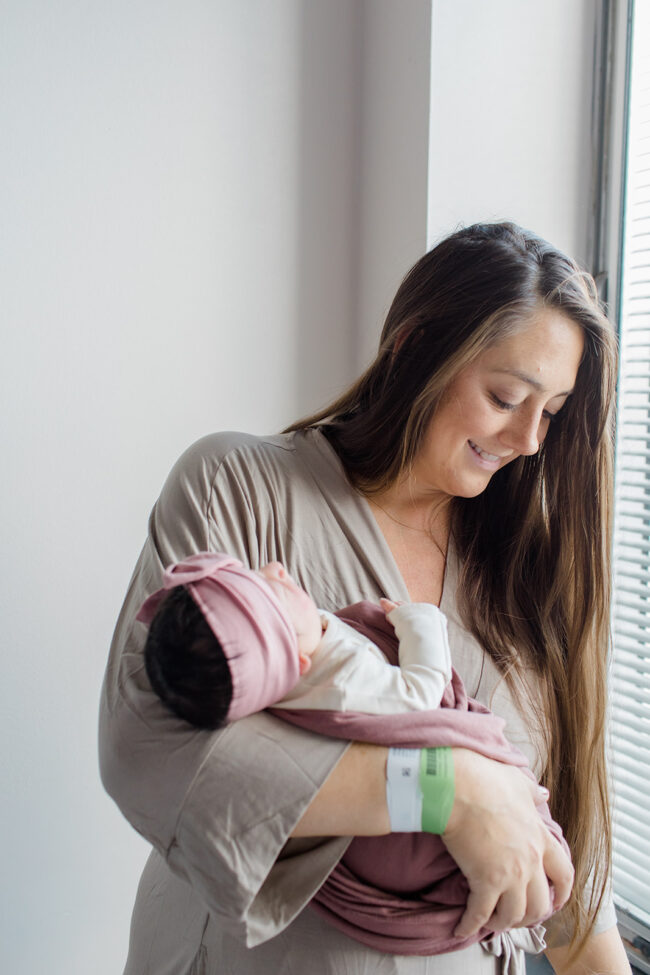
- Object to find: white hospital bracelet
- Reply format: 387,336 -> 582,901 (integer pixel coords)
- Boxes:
385,747 -> 423,832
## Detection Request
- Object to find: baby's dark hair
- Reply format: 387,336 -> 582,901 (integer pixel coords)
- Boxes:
144,585 -> 232,729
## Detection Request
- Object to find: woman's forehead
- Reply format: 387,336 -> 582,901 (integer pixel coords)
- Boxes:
476,311 -> 584,390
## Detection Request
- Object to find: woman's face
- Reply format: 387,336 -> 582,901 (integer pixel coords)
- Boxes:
412,309 -> 585,500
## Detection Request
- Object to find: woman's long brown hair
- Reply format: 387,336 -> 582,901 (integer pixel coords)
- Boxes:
286,223 -> 618,955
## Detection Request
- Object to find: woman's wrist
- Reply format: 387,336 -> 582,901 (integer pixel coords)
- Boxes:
444,746 -> 505,834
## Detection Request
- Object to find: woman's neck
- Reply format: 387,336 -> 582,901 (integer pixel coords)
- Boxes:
368,478 -> 452,542
365,479 -> 452,604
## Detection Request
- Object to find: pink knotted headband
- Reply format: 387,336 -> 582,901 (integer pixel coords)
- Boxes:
137,552 -> 300,720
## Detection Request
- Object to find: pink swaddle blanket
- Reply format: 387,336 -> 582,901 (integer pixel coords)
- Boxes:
272,600 -> 567,958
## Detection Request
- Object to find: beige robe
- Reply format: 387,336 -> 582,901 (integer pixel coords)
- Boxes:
99,429 -> 615,974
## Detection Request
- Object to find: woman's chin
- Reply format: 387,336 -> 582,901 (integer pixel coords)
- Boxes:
448,470 -> 496,499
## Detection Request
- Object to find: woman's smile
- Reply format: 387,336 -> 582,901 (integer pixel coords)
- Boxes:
467,440 -> 509,468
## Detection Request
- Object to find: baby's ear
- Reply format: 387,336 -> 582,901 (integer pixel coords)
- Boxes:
298,653 -> 312,676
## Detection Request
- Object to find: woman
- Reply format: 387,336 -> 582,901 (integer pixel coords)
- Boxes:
100,223 -> 629,973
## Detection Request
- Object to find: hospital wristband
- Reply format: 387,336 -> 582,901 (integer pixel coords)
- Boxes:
419,745 -> 455,834
386,746 -> 455,834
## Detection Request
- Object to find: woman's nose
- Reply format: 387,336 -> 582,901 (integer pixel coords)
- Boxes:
505,410 -> 546,456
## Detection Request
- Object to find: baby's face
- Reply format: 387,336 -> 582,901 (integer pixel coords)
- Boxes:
257,563 -> 323,673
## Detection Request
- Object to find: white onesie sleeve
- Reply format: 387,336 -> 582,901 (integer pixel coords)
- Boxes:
388,602 -> 452,707
275,602 -> 452,714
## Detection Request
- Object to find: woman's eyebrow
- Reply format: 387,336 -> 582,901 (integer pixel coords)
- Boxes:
491,367 -> 574,397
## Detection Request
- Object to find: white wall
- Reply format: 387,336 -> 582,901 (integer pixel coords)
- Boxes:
0,1 -> 597,973
0,2 -> 356,972
0,2 -> 429,973
428,0 -> 597,266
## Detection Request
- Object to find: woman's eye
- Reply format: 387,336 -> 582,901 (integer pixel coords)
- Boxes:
489,393 -> 516,411
490,390 -> 565,423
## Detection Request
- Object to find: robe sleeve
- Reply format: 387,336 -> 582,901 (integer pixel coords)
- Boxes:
98,433 -> 350,946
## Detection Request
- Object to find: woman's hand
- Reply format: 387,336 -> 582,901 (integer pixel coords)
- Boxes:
292,742 -> 574,939
443,748 -> 574,937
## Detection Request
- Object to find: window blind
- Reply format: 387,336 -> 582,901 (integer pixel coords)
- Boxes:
611,0 -> 650,937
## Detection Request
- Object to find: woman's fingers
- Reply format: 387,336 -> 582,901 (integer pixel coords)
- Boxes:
493,834 -> 571,929
456,885 -> 501,938
486,886 -> 530,933
487,867 -> 550,932
542,831 -> 574,911
443,749 -> 574,939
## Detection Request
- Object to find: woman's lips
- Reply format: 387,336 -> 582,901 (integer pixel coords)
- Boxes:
468,440 -> 500,462
468,440 -> 504,467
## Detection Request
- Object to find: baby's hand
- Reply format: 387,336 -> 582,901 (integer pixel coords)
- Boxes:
379,597 -> 402,615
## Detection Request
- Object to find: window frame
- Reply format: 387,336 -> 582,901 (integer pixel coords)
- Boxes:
598,0 -> 650,970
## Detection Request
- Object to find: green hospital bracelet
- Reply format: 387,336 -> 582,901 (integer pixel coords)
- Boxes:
419,746 -> 455,834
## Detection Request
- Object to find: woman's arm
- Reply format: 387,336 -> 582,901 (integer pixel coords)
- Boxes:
292,744 -> 574,936
545,925 -> 632,974
291,742 -> 391,836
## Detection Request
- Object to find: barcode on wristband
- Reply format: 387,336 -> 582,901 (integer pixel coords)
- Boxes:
425,749 -> 440,776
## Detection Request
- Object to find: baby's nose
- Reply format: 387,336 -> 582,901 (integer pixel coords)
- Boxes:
264,561 -> 286,579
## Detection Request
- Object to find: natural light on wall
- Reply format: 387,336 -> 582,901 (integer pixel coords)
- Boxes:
611,0 -> 650,964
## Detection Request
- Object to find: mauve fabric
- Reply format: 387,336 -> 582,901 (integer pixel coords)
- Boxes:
272,600 -> 567,956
